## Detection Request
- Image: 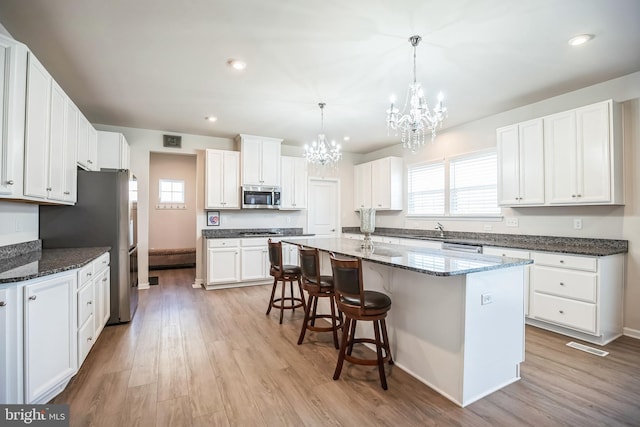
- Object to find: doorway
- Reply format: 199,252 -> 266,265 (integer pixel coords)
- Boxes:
307,178 -> 340,237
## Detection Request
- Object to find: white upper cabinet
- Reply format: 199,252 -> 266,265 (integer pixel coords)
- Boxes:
77,112 -> 98,171
545,100 -> 623,205
205,149 -> 240,209
354,157 -> 403,210
0,35 -> 27,198
497,119 -> 545,206
280,156 -> 308,209
237,134 -> 282,186
97,130 -> 130,170
23,52 -> 77,204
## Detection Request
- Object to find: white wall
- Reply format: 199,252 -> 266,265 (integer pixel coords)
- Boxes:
353,71 -> 640,334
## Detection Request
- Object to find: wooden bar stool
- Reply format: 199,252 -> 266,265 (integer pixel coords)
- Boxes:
266,239 -> 305,324
297,247 -> 343,348
330,255 -> 393,390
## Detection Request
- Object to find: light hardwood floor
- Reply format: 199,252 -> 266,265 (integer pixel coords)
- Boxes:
52,267 -> 640,426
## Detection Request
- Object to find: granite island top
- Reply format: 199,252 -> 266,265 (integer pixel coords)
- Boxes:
342,227 -> 628,256
282,237 -> 532,277
0,241 -> 110,285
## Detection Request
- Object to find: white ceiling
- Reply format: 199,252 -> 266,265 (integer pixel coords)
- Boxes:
1,0 -> 639,154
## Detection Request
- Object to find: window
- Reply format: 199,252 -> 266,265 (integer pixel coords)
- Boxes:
408,162 -> 445,215
407,150 -> 499,217
129,179 -> 138,203
159,179 -> 185,203
450,152 -> 500,216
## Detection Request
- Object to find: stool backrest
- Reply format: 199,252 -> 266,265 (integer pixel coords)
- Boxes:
299,247 -> 320,283
268,239 -> 283,270
330,255 -> 364,309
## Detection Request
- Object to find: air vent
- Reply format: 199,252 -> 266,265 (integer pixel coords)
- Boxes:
566,341 -> 609,357
163,134 -> 182,148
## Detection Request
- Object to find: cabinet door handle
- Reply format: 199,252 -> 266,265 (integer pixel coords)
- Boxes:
46,187 -> 52,191
28,295 -> 37,301
6,180 -> 14,185
571,195 -> 577,198
559,282 -> 565,286
0,301 -> 6,307
64,191 -> 70,195
87,301 -> 92,305
88,337 -> 93,342
88,160 -> 93,164
102,277 -> 108,282
559,260 -> 564,264
559,310 -> 564,314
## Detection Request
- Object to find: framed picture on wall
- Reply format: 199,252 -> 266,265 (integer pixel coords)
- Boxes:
207,211 -> 220,226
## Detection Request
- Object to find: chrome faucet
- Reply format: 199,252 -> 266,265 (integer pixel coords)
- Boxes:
435,222 -> 445,238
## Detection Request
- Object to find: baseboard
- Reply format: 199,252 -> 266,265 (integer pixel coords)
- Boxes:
138,282 -> 150,290
623,327 -> 640,340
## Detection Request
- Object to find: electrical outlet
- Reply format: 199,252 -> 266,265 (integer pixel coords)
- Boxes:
481,293 -> 493,305
574,218 -> 583,230
483,224 -> 493,232
506,218 -> 519,227
15,219 -> 22,232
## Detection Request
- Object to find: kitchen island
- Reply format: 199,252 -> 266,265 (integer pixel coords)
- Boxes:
283,237 -> 532,407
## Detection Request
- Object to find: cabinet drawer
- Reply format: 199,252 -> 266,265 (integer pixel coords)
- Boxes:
240,237 -> 270,247
532,252 -> 597,272
94,252 -> 110,274
207,239 -> 240,248
532,266 -> 597,302
78,317 -> 94,364
531,292 -> 597,334
483,247 -> 530,259
78,263 -> 94,286
78,283 -> 94,326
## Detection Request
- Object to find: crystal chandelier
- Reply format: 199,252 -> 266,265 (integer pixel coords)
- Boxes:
304,103 -> 342,167
387,35 -> 448,152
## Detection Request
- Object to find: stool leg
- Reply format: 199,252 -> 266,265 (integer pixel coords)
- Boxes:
373,320 -> 388,390
297,293 -> 314,345
279,279 -> 286,324
266,277 -> 277,316
347,320 -> 357,356
381,318 -> 393,365
297,276 -> 306,310
333,317 -> 352,381
310,297 -> 319,326
289,279 -> 295,312
329,294 -> 339,349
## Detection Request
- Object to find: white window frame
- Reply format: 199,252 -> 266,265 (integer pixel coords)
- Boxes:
406,149 -> 502,219
158,179 -> 185,204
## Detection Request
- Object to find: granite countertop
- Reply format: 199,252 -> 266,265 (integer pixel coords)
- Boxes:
0,245 -> 110,285
341,227 -> 628,256
203,227 -> 314,239
283,237 -> 532,277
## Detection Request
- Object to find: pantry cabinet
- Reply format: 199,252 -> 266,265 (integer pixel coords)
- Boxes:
237,134 -> 282,186
545,100 -> 623,205
205,149 -> 240,209
529,251 -> 624,345
0,35 -> 27,198
496,119 -> 545,206
280,156 -> 308,209
98,130 -> 130,170
23,271 -> 76,404
354,157 -> 403,210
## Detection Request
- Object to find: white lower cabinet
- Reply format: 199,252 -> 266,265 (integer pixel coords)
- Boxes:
0,286 -> 23,404
483,247 -> 531,317
241,238 -> 270,281
23,271 -> 76,404
529,251 -> 624,345
205,239 -> 241,286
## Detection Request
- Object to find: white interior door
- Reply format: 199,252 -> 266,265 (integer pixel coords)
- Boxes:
307,179 -> 339,237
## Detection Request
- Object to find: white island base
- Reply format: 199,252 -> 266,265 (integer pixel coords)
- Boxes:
319,252 -> 525,407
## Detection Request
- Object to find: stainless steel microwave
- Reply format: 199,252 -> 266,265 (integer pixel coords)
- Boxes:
242,185 -> 281,209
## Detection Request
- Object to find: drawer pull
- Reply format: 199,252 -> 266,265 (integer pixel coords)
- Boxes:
559,310 -> 564,314
102,277 -> 108,282
0,301 -> 6,307
28,295 -> 37,301
88,337 -> 93,342
559,260 -> 565,264
559,282 -> 565,286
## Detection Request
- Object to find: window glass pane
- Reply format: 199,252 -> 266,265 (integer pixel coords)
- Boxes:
407,162 -> 445,215
450,152 -> 499,215
159,179 -> 185,204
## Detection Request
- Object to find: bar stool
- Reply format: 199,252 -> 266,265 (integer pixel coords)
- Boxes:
266,239 -> 306,324
297,247 -> 343,348
330,255 -> 393,390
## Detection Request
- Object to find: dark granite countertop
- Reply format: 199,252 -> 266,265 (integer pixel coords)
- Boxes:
203,227 -> 314,239
341,227 -> 627,256
0,245 -> 110,285
283,238 -> 532,277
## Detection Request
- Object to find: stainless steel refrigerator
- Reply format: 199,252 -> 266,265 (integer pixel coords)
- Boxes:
39,169 -> 138,324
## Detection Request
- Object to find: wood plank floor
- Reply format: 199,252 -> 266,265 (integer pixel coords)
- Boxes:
52,267 -> 640,426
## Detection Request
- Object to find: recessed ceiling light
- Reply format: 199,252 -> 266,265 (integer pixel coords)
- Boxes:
205,116 -> 218,122
568,34 -> 594,46
227,59 -> 246,71
343,136 -> 350,141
